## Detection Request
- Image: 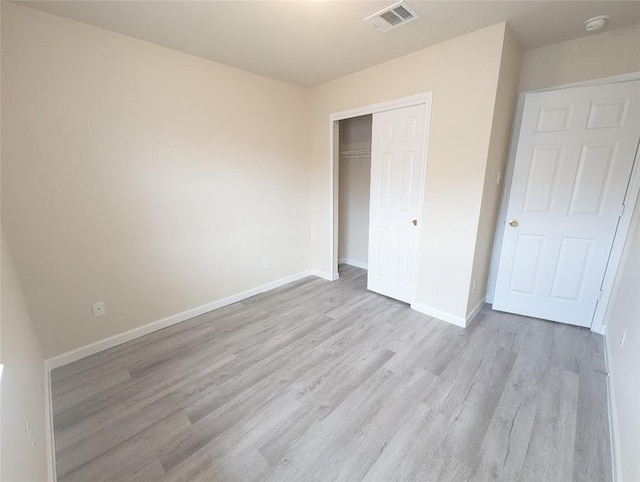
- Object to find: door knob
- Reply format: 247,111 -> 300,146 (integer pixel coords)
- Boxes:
412,219 -> 418,226
508,219 -> 519,227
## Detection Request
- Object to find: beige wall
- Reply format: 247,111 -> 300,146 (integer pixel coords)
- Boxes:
1,235 -> 49,482
467,26 -> 522,315
519,23 -> 640,93
1,3 -> 310,357
605,194 -> 640,482
338,115 -> 372,267
310,23 -> 511,322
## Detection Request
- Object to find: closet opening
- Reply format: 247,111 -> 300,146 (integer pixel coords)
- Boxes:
329,92 -> 431,304
337,115 -> 373,276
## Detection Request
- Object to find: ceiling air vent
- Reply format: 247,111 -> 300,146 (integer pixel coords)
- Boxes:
364,2 -> 419,32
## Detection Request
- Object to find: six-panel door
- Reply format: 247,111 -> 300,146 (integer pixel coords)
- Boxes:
493,81 -> 640,327
368,104 -> 427,303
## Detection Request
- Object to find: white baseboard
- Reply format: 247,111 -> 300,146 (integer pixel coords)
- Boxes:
45,270 -> 317,370
411,297 -> 486,328
338,258 -> 368,270
604,331 -> 622,482
411,303 -> 467,328
44,365 -> 56,482
593,323 -> 607,336
466,298 -> 486,325
310,269 -> 338,281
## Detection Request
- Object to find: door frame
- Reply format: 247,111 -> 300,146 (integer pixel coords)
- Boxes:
486,72 -> 640,334
328,92 -> 432,303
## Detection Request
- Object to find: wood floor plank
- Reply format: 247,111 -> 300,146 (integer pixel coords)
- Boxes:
362,400 -> 475,482
103,454 -> 166,482
263,367 -> 399,481
521,366 -> 579,482
256,347 -> 397,465
181,314 -> 341,424
317,368 -> 439,481
57,411 -> 190,481
52,367 -> 132,416
573,368 -> 612,482
438,345 -> 517,468
470,356 -> 542,481
160,342 -> 336,471
159,392 -> 300,482
51,266 -> 613,481
54,347 -> 236,451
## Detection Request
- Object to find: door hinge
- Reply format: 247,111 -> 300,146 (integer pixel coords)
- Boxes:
619,204 -> 625,218
596,290 -> 603,302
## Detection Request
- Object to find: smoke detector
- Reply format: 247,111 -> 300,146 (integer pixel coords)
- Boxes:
584,15 -> 609,32
365,1 -> 419,32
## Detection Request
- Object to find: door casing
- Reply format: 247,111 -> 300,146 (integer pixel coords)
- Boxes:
328,92 -> 432,306
487,72 -> 640,334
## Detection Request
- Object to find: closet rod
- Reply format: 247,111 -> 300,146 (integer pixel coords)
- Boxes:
339,149 -> 371,160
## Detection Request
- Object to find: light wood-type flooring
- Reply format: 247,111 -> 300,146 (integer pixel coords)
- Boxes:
51,265 -> 612,481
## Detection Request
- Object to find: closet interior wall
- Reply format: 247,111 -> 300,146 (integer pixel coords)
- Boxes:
338,115 -> 373,269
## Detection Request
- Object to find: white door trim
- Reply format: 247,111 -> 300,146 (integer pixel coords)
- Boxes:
328,92 -> 432,304
528,71 -> 640,93
592,132 -> 640,334
487,72 -> 640,334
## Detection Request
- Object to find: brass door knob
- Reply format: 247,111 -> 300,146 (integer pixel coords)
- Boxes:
412,219 -> 418,226
508,219 -> 519,227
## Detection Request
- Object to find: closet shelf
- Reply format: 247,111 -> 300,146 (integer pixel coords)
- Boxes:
339,149 -> 371,160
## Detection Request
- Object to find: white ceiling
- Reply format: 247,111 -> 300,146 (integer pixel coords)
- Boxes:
16,1 -> 640,87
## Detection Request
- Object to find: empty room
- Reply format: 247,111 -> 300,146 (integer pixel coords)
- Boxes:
1,1 -> 639,481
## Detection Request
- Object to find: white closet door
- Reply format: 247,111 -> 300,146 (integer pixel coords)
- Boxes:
368,104 -> 427,303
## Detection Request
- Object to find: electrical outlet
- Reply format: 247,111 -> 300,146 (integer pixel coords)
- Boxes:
263,257 -> 269,268
92,301 -> 106,317
620,330 -> 627,347
471,279 -> 477,293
